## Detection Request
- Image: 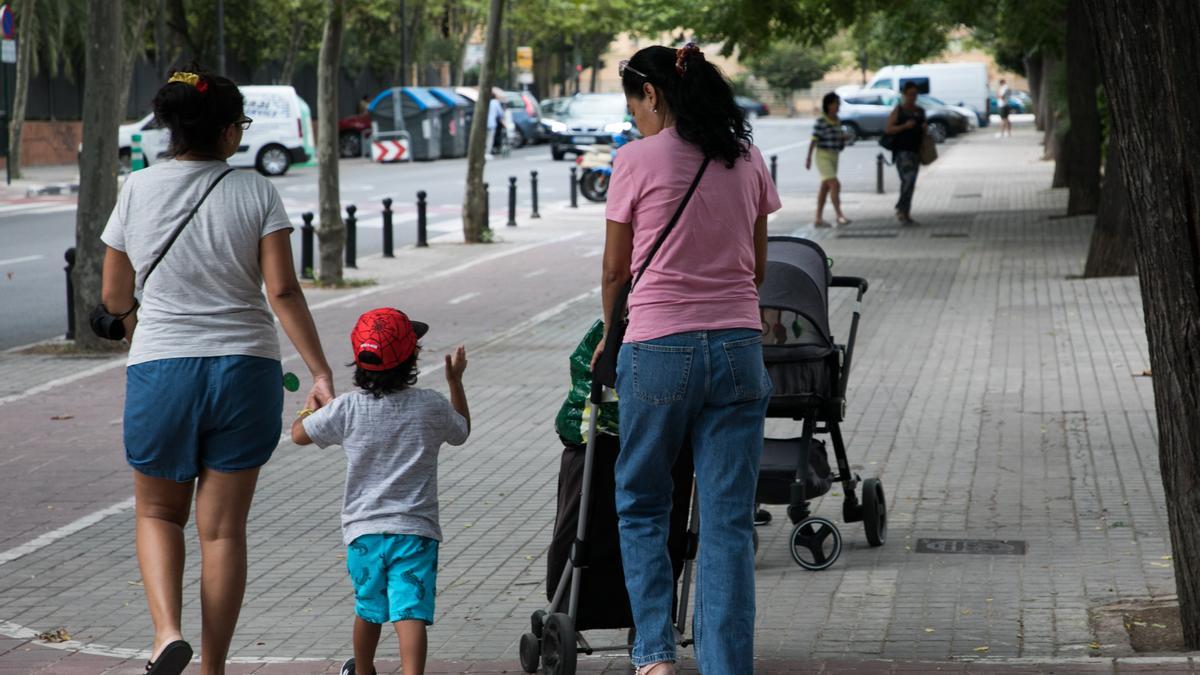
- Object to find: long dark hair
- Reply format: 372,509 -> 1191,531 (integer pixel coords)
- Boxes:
152,67 -> 244,158
620,44 -> 752,168
352,351 -> 419,399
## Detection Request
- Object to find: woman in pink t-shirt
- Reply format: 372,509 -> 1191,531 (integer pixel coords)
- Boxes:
597,43 -> 781,675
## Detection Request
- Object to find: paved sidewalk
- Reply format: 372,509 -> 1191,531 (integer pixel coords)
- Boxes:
0,123 -> 1192,674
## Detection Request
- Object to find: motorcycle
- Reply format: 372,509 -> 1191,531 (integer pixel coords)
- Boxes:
576,132 -> 632,202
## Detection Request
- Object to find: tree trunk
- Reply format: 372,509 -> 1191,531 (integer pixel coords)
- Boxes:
461,0 -> 502,243
9,0 -> 38,181
164,0 -> 194,64
118,1 -> 152,124
276,17 -> 304,84
1025,51 -> 1044,132
155,0 -> 168,78
1082,140 -> 1135,277
1065,0 -> 1101,215
1052,130 -> 1069,188
1083,0 -> 1200,648
1040,51 -> 1059,158
73,0 -> 123,349
316,0 -> 345,283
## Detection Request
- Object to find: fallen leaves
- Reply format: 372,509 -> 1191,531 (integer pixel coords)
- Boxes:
50,415 -> 74,421
36,628 -> 70,643
973,646 -> 990,653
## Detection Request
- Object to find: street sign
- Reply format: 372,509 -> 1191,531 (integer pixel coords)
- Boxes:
372,138 -> 409,163
516,46 -> 533,72
1,39 -> 15,65
0,5 -> 13,40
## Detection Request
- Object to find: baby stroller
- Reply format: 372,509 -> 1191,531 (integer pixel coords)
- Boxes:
519,321 -> 698,675
756,236 -> 885,570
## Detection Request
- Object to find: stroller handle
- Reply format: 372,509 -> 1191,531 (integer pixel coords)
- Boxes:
831,275 -> 869,298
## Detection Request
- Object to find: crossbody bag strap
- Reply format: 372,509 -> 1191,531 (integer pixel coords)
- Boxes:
630,156 -> 711,291
139,167 -> 235,289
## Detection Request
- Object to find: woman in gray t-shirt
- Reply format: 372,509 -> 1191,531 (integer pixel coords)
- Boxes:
99,70 -> 334,675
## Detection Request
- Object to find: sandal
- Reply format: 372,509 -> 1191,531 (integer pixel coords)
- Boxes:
814,219 -> 832,228
636,663 -> 675,675
836,216 -> 852,226
145,640 -> 192,675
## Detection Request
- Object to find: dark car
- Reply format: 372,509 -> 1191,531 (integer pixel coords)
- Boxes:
735,95 -> 770,118
548,93 -> 633,160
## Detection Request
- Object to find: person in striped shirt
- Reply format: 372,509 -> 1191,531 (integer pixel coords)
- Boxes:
805,92 -> 852,227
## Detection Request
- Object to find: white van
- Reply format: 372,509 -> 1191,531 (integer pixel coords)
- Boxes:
838,63 -> 990,126
118,85 -> 314,176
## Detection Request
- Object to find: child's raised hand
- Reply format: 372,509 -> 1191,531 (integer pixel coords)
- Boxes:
445,345 -> 468,382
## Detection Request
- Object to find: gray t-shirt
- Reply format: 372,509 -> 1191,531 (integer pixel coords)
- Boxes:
302,387 -> 471,545
101,160 -> 293,367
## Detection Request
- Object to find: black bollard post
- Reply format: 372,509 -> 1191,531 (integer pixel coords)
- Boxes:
416,191 -> 428,248
876,153 -> 885,194
484,182 -> 491,230
569,166 -> 578,208
507,176 -> 518,227
300,212 -> 315,279
382,198 -> 394,258
530,170 -> 541,219
64,248 -> 76,340
345,204 -> 357,269
770,154 -> 778,185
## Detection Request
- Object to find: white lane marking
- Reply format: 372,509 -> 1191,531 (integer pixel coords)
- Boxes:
447,291 -> 480,305
0,497 -> 136,567
0,357 -> 125,409
524,268 -> 547,278
761,140 -> 808,155
24,204 -> 77,215
0,254 -> 44,266
581,247 -> 603,258
307,231 -> 584,311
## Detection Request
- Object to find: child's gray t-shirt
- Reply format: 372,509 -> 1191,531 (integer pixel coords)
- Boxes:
303,388 -> 470,545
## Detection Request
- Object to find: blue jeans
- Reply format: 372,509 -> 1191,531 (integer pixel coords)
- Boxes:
894,150 -> 920,215
615,329 -> 771,673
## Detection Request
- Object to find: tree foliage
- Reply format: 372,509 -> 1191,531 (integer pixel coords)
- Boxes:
746,42 -> 837,99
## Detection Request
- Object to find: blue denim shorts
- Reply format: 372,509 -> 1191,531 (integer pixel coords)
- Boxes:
347,533 -> 439,624
124,355 -> 284,482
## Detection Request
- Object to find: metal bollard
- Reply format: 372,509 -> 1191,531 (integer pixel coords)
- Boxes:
64,248 -> 76,340
345,204 -> 357,269
507,176 -> 518,227
381,198 -> 394,258
569,166 -> 578,208
530,170 -> 541,219
876,153 -> 885,194
300,212 -> 315,279
416,191 -> 428,248
770,154 -> 778,185
484,182 -> 491,230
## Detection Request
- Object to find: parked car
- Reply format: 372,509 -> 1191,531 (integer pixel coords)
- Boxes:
504,90 -> 543,147
735,95 -> 770,118
339,112 -> 371,158
117,85 -> 314,176
838,62 -> 990,127
547,93 -> 633,160
989,90 -> 1032,115
920,94 -> 978,131
837,88 -> 968,144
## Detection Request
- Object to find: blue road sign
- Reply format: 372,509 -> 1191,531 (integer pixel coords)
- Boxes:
0,6 -> 13,40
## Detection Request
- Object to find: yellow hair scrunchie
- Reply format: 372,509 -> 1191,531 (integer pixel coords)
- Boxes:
168,72 -> 200,87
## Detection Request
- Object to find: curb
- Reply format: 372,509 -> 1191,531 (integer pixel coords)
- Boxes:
24,182 -> 80,198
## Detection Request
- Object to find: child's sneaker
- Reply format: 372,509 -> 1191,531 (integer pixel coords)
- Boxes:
339,657 -> 377,675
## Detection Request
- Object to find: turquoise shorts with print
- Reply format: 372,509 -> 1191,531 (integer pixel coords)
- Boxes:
347,533 -> 438,624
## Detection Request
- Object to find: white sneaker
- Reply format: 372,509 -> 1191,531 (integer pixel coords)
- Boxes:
486,153 -> 494,159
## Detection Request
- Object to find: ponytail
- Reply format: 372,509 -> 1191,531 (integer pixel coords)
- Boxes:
620,43 -> 752,168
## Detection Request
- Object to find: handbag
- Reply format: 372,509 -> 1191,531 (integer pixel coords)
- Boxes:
89,167 -> 235,340
592,157 -> 710,389
919,131 -> 938,165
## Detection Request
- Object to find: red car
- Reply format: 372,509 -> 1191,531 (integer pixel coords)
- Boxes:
339,113 -> 371,158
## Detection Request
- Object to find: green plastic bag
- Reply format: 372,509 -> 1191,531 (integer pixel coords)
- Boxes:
554,320 -> 620,445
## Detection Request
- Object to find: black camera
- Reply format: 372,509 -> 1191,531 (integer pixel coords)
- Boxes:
89,302 -> 135,341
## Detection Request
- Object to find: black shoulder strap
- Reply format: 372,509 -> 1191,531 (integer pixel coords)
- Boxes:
631,156 -> 710,291
140,167 -> 235,288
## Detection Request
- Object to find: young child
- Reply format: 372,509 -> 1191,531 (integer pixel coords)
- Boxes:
292,307 -> 471,675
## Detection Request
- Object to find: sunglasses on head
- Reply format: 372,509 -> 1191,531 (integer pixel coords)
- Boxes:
618,59 -> 648,80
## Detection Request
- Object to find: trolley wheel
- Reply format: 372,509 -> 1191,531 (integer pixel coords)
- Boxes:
862,478 -> 887,547
790,517 -> 842,571
519,632 -> 541,673
531,609 -> 548,638
540,612 -> 577,675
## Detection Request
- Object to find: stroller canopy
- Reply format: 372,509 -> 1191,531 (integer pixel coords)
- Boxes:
760,237 -> 834,358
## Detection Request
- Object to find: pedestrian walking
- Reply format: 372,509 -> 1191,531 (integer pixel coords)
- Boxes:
884,81 -> 927,225
99,69 -> 335,675
486,90 -> 505,159
292,308 -> 471,675
595,42 -> 780,675
997,78 -> 1013,137
806,92 -> 852,227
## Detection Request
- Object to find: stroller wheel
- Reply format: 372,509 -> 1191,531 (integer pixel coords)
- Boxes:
540,613 -> 577,675
862,478 -> 887,547
790,517 -> 842,571
531,609 -> 548,638
519,632 -> 541,673
752,528 -> 760,555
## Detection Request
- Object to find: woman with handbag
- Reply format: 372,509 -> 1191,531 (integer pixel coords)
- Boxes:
98,69 -> 334,675
593,43 -> 780,675
884,81 -> 928,225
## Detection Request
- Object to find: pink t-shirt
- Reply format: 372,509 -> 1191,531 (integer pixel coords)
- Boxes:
606,127 -> 782,343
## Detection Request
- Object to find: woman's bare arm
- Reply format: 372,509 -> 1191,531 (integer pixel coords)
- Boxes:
101,247 -> 139,340
260,230 -> 334,410
601,219 -> 634,325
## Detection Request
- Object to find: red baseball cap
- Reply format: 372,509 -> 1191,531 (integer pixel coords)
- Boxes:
350,308 -> 429,371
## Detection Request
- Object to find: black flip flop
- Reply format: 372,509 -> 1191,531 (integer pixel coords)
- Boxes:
145,640 -> 193,675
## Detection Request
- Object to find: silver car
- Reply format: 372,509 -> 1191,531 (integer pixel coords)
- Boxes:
837,88 -> 969,143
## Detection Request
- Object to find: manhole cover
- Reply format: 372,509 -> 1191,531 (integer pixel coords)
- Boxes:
836,231 -> 898,239
930,232 -> 969,238
954,193 -> 983,198
915,538 -> 1026,555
